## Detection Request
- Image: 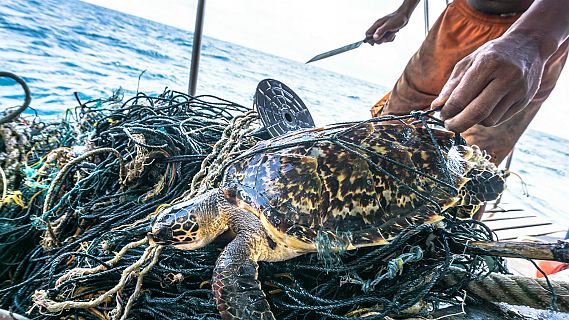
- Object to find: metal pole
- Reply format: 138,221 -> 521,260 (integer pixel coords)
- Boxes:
423,0 -> 430,37
188,0 -> 206,96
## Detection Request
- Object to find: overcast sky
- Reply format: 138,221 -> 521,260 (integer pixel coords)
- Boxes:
82,0 -> 568,137
81,0 -> 448,86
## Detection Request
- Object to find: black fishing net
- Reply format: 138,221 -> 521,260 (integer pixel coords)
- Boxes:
0,83 -> 507,319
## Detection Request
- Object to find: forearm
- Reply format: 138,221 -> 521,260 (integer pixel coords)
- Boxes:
398,0 -> 421,18
504,0 -> 569,59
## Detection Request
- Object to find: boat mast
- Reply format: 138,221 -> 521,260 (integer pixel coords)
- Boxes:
188,0 -> 206,96
423,0 -> 430,36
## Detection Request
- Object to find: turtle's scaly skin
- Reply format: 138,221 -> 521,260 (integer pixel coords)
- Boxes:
150,122 -> 506,320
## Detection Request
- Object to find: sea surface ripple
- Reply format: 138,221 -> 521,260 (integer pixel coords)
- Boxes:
1,0 -> 568,228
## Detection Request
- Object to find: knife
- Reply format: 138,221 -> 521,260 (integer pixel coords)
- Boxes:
306,36 -> 371,64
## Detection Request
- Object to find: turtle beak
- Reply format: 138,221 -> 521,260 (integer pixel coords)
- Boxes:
148,224 -> 172,245
147,229 -> 203,249
148,206 -> 177,245
147,232 -> 156,245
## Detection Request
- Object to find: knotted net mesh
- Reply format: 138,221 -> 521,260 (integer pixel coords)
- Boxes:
0,89 -> 506,319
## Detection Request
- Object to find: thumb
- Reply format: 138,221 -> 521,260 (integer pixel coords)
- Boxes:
373,24 -> 389,41
431,93 -> 449,110
432,72 -> 464,120
434,57 -> 474,119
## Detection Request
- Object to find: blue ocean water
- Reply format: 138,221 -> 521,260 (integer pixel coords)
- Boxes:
1,0 -> 568,228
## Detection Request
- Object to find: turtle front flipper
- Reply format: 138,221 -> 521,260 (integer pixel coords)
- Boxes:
213,235 -> 275,320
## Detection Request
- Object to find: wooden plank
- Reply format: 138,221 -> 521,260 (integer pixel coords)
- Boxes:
531,231 -> 568,243
483,217 -> 552,231
482,210 -> 537,221
485,202 -> 525,212
494,224 -> 567,241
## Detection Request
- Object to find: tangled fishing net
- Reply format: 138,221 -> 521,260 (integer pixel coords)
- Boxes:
0,79 -> 508,319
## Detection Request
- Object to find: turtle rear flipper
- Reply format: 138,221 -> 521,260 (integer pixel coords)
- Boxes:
213,235 -> 276,320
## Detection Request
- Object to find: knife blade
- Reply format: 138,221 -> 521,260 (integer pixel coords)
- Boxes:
306,38 -> 369,64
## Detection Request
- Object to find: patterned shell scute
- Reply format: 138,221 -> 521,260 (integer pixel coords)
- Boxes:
223,122 -> 469,246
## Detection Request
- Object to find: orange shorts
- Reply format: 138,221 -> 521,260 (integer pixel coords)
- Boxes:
371,0 -> 569,164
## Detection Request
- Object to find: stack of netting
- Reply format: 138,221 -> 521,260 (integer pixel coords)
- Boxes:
0,89 -> 504,319
0,89 -> 258,319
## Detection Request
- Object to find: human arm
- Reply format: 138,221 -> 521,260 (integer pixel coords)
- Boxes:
365,0 -> 420,45
432,0 -> 569,133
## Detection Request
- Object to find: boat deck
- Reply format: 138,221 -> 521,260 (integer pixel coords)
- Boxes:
482,203 -> 567,277
482,203 -> 566,241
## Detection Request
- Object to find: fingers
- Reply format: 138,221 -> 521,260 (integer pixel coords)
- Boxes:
383,32 -> 396,43
373,26 -> 387,41
479,93 -> 521,127
436,70 -> 528,131
443,79 -> 508,132
432,37 -> 544,132
367,31 -> 396,46
436,59 -> 480,120
431,60 -> 472,110
366,18 -> 386,40
366,17 -> 400,45
496,99 -> 527,124
365,19 -> 384,36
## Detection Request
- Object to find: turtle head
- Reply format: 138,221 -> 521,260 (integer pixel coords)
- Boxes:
149,189 -> 228,250
448,145 -> 507,218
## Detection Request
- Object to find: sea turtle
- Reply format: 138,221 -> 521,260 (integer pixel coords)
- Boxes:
148,121 -> 506,320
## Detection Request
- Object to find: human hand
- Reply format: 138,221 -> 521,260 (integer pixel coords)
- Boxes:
432,34 -> 546,132
365,11 -> 409,45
